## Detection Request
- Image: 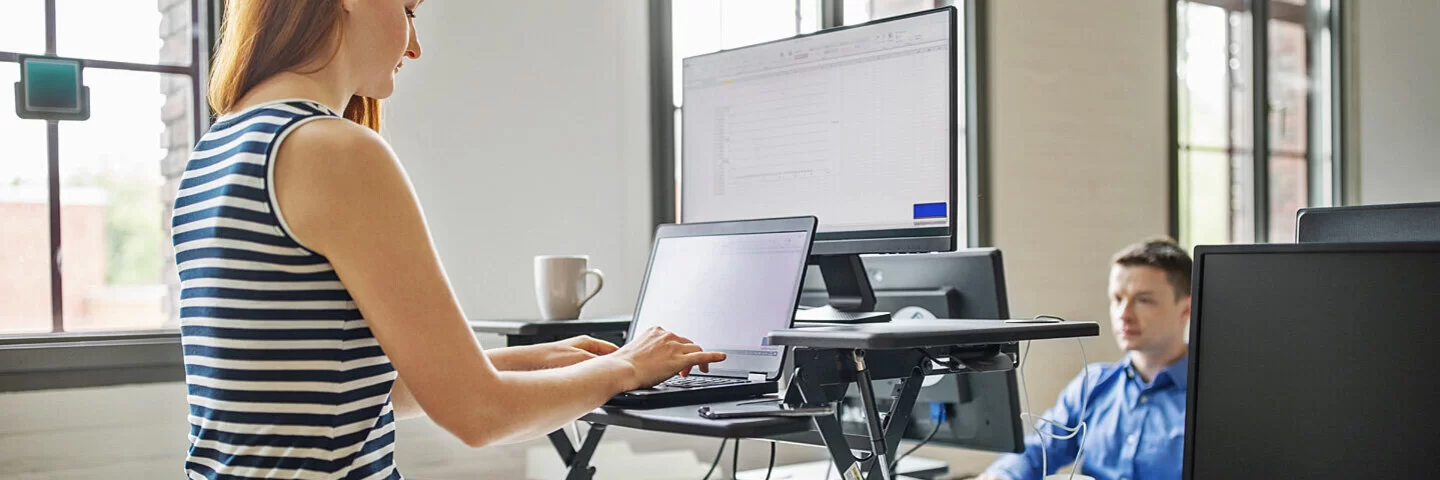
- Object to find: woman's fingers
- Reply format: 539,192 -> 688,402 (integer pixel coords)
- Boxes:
685,351 -> 727,365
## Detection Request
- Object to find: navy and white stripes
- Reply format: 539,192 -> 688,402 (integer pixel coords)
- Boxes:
173,99 -> 401,480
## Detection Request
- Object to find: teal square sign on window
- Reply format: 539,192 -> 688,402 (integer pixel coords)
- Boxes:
22,57 -> 83,113
13,54 -> 89,121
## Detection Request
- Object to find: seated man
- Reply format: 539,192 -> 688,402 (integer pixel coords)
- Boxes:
980,238 -> 1191,480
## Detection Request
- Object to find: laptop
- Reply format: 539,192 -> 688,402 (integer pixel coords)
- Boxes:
605,216 -> 817,408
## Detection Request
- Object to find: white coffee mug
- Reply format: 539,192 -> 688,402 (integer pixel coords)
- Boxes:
534,255 -> 605,321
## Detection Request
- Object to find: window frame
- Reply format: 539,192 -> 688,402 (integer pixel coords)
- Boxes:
0,0 -> 218,391
649,0 -> 992,247
1170,0 -> 1348,245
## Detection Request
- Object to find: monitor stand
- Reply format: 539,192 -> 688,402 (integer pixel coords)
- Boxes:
794,254 -> 892,324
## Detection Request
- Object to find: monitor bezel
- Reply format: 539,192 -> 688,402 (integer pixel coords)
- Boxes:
678,6 -> 960,256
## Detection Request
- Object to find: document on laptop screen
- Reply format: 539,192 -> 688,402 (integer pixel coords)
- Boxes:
632,230 -> 810,377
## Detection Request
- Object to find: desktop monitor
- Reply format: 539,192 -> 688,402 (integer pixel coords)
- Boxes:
679,7 -> 960,321
1185,243 -> 1440,479
1296,201 -> 1440,243
812,249 -> 1024,453
800,249 -> 1009,320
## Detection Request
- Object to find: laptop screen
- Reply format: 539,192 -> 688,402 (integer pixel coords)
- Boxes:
632,230 -> 811,378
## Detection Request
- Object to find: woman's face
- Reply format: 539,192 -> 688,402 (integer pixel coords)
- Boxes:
343,0 -> 423,99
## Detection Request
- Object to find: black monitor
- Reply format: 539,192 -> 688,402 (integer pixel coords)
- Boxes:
807,249 -> 1024,453
1186,243 -> 1440,479
679,7 -> 963,323
800,248 -> 1009,320
1296,201 -> 1440,243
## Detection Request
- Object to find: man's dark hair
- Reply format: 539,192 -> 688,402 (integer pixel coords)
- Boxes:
1112,237 -> 1193,299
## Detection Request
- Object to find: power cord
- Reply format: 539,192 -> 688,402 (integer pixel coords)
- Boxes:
732,438 -> 740,480
703,439 -> 727,480
889,403 -> 946,472
765,441 -> 776,480
1017,337 -> 1091,480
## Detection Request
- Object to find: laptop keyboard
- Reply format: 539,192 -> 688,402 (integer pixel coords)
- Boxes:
657,376 -> 747,389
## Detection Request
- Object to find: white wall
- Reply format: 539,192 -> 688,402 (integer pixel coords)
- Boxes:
1353,1 -> 1440,205
384,0 -> 654,320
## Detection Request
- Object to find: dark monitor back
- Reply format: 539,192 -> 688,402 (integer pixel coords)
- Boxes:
806,249 -> 1021,452
1296,202 -> 1440,243
1187,243 -> 1440,479
801,248 -> 1009,319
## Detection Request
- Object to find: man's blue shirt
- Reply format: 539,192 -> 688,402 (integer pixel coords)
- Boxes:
985,354 -> 1188,480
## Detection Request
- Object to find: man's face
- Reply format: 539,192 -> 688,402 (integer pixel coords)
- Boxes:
1109,265 -> 1191,354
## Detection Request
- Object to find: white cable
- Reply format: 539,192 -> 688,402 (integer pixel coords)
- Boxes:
1016,338 -> 1090,480
569,421 -> 583,450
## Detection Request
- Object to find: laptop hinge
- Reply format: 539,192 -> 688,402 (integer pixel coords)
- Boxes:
747,373 -> 767,383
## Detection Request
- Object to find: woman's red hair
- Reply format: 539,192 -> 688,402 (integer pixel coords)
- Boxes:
208,0 -> 382,131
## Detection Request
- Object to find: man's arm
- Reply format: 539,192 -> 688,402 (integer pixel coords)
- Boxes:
980,366 -> 1095,480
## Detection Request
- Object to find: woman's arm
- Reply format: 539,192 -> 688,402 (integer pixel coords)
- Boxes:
391,336 -> 619,420
274,120 -> 723,447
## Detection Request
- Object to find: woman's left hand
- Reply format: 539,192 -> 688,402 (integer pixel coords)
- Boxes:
532,335 -> 620,369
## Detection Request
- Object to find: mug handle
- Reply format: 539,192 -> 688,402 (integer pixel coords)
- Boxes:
576,268 -> 605,310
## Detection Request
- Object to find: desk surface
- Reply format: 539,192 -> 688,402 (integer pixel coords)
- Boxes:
767,319 -> 1099,349
469,316 -> 632,336
582,398 -> 810,438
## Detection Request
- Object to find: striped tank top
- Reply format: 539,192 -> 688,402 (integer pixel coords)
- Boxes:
173,99 -> 401,480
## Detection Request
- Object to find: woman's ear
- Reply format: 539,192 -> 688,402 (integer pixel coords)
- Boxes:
340,0 -> 360,13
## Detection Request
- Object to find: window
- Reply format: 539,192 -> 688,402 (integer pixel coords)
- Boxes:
1175,0 -> 1343,247
659,0 -> 980,243
1,0 -> 207,335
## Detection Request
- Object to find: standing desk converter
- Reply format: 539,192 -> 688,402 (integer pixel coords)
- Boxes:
548,320 -> 1098,480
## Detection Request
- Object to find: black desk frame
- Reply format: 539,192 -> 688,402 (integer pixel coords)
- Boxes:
476,322 -> 1053,480
564,345 -> 1010,480
773,345 -> 1013,480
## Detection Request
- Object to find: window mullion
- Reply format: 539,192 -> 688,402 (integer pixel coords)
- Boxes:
821,0 -> 842,29
44,0 -> 63,333
1251,0 -> 1270,242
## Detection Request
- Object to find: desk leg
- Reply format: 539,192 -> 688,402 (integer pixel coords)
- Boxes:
547,423 -> 606,480
866,366 -> 924,479
793,367 -> 864,479
852,350 -> 896,480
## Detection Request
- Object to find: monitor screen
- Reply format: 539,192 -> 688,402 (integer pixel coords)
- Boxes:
631,231 -> 811,378
1188,245 -> 1440,478
680,8 -> 955,253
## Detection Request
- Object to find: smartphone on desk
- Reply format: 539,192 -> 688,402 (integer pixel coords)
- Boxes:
698,402 -> 835,419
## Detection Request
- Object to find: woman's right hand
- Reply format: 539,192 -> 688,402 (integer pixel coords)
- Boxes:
610,326 -> 728,391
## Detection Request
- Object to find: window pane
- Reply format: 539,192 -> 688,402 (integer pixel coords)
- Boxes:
0,67 -> 54,335
0,0 -> 46,55
1178,3 -> 1230,149
1181,150 -> 1232,248
673,0 -> 799,108
1268,8 -> 1310,242
58,69 -> 191,332
1269,155 -> 1307,242
1316,22 -> 1335,206
844,0 -> 939,25
1269,19 -> 1308,156
57,0 -> 193,66
799,0 -> 823,34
